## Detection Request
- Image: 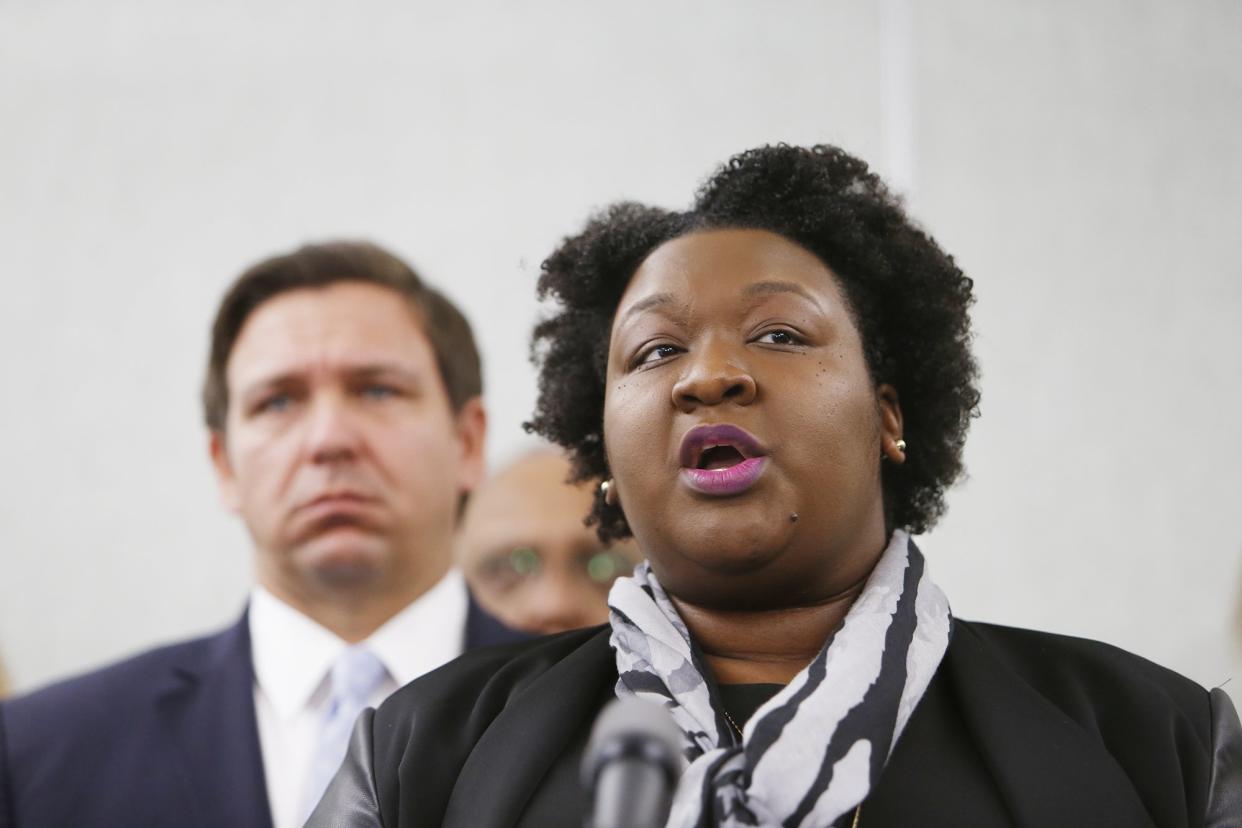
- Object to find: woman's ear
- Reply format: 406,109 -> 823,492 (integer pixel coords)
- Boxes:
877,384 -> 907,464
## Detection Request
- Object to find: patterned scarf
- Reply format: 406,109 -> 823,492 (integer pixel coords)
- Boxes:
607,530 -> 951,828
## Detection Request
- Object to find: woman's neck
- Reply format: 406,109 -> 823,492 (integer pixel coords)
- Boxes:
670,578 -> 867,685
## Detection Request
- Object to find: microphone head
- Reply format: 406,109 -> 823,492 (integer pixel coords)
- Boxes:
581,697 -> 683,788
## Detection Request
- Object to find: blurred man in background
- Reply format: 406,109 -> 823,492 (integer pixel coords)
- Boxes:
0,241 -> 522,828
458,449 -> 640,635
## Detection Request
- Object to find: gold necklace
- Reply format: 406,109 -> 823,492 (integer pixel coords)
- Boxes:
720,710 -> 862,827
722,708 -> 745,739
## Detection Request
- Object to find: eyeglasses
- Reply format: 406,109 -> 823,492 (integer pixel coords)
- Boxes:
477,546 -> 636,592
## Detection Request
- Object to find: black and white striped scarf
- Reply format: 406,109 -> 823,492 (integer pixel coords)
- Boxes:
607,530 -> 951,827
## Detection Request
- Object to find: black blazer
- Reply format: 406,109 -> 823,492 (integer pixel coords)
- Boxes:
310,620 -> 1241,828
0,596 -> 526,828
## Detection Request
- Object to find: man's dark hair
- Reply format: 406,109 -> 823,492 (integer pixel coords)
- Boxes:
526,144 -> 980,541
203,240 -> 481,431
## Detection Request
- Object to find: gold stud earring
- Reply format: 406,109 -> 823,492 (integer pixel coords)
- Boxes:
600,479 -> 618,506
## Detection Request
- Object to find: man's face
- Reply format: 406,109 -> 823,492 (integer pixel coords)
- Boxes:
210,281 -> 485,598
459,452 -> 639,634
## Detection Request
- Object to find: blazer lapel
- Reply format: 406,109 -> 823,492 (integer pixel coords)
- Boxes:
154,612 -> 274,828
947,622 -> 1156,828
444,628 -> 615,827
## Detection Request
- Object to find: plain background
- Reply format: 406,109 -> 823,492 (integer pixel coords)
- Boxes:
2,0 -> 1239,695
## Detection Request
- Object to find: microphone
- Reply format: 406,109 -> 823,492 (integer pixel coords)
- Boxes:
581,697 -> 683,828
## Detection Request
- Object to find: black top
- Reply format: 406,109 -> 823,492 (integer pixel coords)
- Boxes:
717,683 -> 782,731
308,619 -> 1242,828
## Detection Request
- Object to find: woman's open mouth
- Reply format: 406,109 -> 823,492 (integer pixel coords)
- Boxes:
678,424 -> 769,496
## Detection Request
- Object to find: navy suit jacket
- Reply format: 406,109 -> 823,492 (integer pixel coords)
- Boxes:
0,594 -> 526,828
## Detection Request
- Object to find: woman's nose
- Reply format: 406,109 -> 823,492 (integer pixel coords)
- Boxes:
671,342 -> 757,412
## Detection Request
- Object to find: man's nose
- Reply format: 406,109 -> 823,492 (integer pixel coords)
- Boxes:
305,395 -> 362,463
521,567 -> 604,635
671,339 -> 757,412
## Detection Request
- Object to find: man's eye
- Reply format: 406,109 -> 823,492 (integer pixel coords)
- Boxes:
256,394 -> 293,414
361,384 -> 397,400
509,547 -> 542,576
585,550 -> 629,584
756,329 -> 800,346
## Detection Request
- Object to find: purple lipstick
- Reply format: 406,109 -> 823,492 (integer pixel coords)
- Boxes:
678,424 -> 769,497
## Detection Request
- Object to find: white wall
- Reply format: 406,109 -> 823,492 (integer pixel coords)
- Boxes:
915,0 -> 1242,690
1,0 -> 1238,694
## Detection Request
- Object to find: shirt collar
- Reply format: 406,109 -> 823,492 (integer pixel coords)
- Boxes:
248,569 -> 468,719
249,586 -> 343,720
367,568 -> 468,688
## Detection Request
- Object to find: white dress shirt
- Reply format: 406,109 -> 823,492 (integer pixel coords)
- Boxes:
249,570 -> 468,828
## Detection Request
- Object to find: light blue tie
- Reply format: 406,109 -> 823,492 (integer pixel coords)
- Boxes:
301,645 -> 389,820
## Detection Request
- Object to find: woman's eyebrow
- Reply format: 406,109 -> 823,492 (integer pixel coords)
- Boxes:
617,292 -> 675,325
744,280 -> 824,309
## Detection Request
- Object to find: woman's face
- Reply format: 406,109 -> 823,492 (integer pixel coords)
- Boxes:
603,228 -> 902,610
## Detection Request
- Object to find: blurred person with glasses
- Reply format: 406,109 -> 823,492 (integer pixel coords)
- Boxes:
459,449 -> 640,635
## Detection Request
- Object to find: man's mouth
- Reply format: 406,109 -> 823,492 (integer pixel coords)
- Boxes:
291,492 -> 381,540
678,424 -> 769,496
302,491 -> 374,509
294,491 -> 379,523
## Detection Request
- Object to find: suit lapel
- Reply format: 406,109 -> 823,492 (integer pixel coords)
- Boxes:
463,588 -> 532,651
155,613 -> 274,828
946,622 -> 1156,828
444,629 -> 615,827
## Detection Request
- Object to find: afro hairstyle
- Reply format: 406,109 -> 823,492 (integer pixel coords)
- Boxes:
526,144 -> 980,542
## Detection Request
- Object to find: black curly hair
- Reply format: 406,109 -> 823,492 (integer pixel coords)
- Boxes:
526,144 -> 979,542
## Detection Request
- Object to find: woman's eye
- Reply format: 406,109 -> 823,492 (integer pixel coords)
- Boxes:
361,384 -> 397,400
756,329 -> 800,346
637,344 -> 680,365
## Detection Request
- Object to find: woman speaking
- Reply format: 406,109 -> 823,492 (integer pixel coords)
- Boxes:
309,145 -> 1239,827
